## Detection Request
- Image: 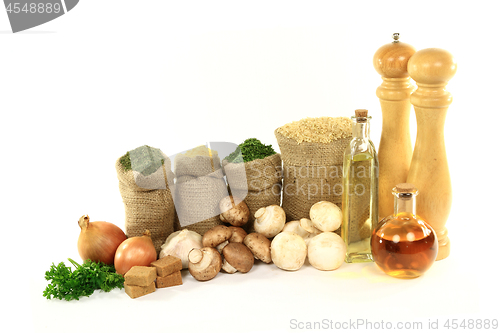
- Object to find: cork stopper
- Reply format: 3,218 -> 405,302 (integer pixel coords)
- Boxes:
393,183 -> 419,199
395,183 -> 416,193
355,109 -> 368,118
373,33 -> 416,78
354,109 -> 368,123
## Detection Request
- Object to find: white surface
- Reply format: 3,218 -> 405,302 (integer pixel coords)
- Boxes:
2,1 -> 498,332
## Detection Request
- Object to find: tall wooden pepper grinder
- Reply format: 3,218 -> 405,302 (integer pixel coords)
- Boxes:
373,33 -> 416,220
407,48 -> 457,260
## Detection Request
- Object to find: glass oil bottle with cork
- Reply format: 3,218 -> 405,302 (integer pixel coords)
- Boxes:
342,109 -> 379,263
371,183 -> 438,278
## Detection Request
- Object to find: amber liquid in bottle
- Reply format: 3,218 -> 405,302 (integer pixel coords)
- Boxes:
371,184 -> 437,278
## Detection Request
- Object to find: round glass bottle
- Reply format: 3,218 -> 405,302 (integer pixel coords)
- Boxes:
371,183 -> 438,278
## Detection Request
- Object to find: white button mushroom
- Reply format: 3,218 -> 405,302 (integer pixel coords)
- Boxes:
270,232 -> 307,271
282,220 -> 309,239
307,232 -> 346,271
299,218 -> 322,235
282,219 -> 322,246
159,229 -> 203,269
309,201 -> 342,232
254,205 -> 286,238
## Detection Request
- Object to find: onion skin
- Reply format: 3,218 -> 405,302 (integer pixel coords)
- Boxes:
77,215 -> 127,265
114,230 -> 157,275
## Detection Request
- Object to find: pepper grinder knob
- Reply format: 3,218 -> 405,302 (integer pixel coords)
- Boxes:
408,48 -> 457,86
373,33 -> 416,78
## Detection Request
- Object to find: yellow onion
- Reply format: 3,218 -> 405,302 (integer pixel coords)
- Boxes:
77,215 -> 127,265
114,230 -> 157,275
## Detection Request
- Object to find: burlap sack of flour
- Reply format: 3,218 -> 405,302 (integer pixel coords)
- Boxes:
173,150 -> 228,235
222,153 -> 282,233
275,121 -> 351,226
116,145 -> 176,255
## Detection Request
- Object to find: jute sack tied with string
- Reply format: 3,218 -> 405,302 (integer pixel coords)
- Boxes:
173,147 -> 228,235
116,145 -> 175,255
275,117 -> 352,231
222,153 -> 282,233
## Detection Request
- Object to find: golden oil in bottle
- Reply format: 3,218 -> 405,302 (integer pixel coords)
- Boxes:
342,110 -> 379,263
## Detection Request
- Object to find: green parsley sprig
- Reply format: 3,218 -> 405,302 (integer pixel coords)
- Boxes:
43,258 -> 125,301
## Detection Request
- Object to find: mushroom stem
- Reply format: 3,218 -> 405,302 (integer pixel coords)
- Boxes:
254,207 -> 267,220
222,260 -> 238,274
300,218 -> 321,234
188,248 -> 203,264
216,241 -> 229,253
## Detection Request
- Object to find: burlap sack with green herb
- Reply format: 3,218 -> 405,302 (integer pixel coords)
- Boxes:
116,145 -> 175,255
275,117 -> 352,229
173,150 -> 228,235
222,153 -> 282,233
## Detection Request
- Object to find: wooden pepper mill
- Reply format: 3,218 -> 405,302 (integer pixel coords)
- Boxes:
373,33 -> 416,220
407,48 -> 457,261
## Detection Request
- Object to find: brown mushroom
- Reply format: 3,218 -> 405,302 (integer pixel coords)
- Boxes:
188,247 -> 222,281
243,232 -> 272,264
228,226 -> 247,243
221,242 -> 254,273
202,225 -> 232,248
219,195 -> 250,227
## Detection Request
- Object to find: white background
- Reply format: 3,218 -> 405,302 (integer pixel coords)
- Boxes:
2,1 -> 498,332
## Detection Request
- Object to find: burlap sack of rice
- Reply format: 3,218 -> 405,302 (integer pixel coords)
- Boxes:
275,117 -> 352,234
116,146 -> 176,255
222,153 -> 282,233
173,150 -> 228,235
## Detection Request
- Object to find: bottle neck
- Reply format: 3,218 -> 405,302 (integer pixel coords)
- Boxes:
352,117 -> 371,140
394,193 -> 417,216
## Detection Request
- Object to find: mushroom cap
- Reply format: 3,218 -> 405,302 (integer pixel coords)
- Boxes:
270,232 -> 307,271
219,195 -> 250,227
307,232 -> 346,271
309,201 -> 342,232
243,232 -> 272,263
228,226 -> 247,243
188,247 -> 222,281
202,225 -> 232,247
222,242 -> 254,273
